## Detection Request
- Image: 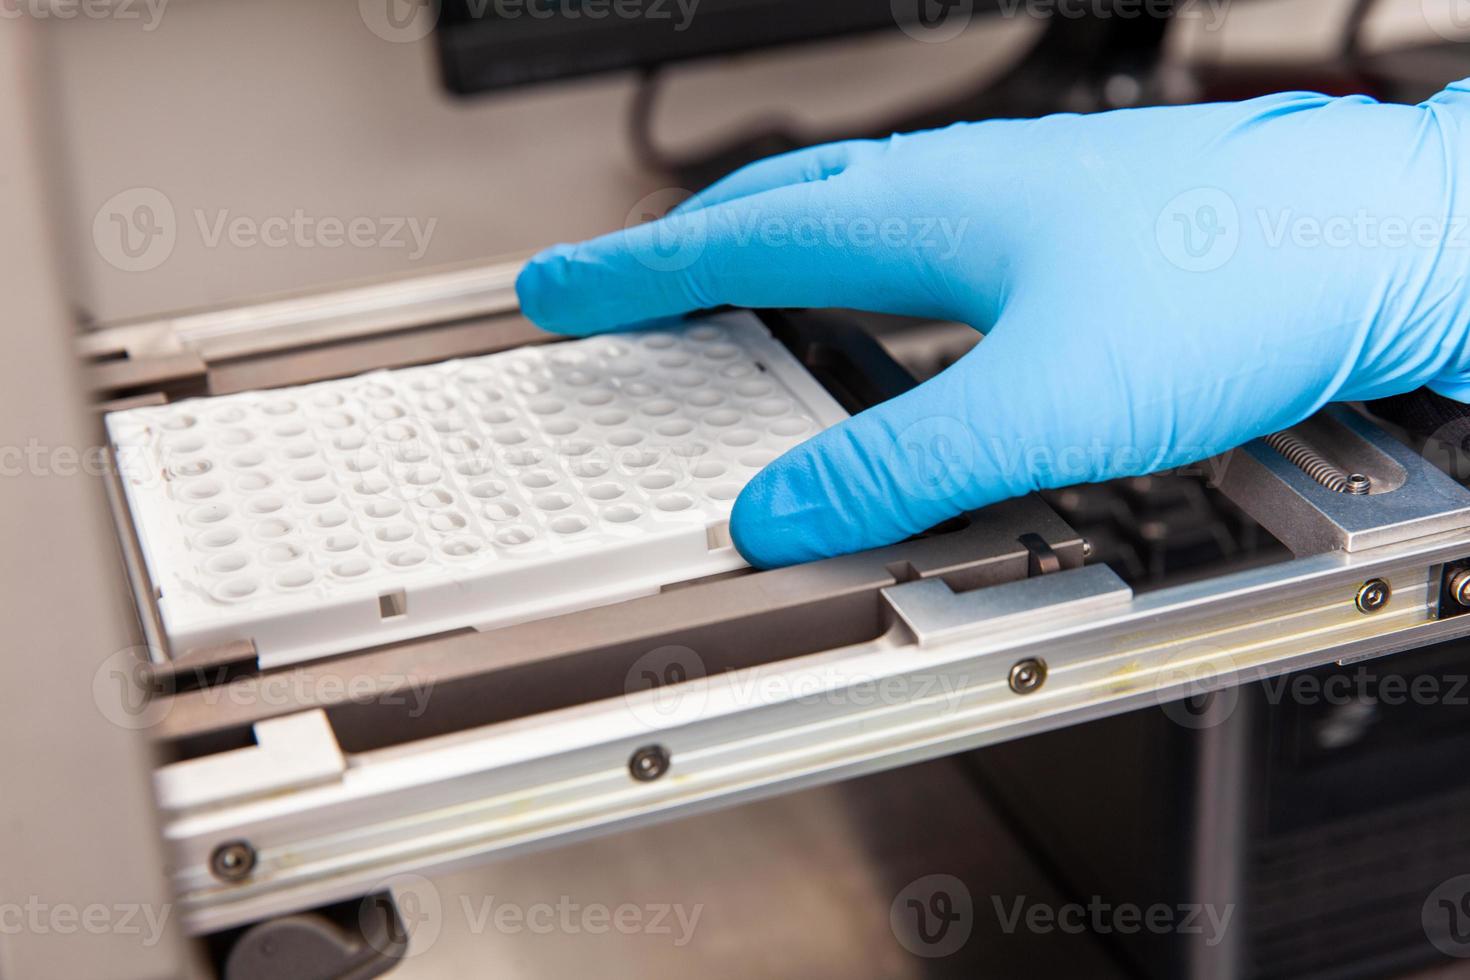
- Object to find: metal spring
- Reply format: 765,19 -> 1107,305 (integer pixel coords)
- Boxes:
1264,431 -> 1370,494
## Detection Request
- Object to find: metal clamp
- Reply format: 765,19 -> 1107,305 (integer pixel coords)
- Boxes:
1217,406 -> 1470,555
885,563 -> 1132,647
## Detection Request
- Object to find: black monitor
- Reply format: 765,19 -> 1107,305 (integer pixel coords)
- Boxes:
436,0 -> 983,94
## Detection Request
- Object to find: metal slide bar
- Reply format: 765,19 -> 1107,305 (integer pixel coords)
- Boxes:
80,259 -> 526,362
164,524 -> 1470,934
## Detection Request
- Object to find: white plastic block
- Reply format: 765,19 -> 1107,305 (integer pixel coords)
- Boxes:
106,313 -> 849,668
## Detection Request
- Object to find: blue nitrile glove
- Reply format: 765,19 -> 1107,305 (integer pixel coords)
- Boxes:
517,83 -> 1470,567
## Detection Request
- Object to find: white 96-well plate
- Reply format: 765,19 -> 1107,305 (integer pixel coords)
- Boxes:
107,314 -> 848,668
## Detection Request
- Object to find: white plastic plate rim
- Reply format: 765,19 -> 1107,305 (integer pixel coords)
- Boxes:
106,312 -> 849,668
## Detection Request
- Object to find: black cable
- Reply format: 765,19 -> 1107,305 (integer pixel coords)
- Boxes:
626,13 -> 1167,184
627,66 -> 803,183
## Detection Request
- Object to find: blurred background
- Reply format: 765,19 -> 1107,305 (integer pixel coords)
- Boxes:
31,1 -> 1470,976
37,0 -> 1469,325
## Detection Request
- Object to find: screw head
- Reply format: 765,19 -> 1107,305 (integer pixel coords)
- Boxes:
1345,473 -> 1371,495
629,744 -> 671,782
1451,569 -> 1470,607
1008,658 -> 1048,695
209,840 -> 256,882
1356,579 -> 1392,614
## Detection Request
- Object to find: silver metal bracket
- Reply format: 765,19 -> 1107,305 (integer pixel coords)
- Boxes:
1216,405 -> 1470,555
886,563 -> 1132,646
155,710 -> 345,813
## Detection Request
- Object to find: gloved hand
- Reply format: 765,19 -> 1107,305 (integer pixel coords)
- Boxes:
517,83 -> 1470,567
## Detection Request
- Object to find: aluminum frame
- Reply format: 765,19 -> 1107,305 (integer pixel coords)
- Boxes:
84,260 -> 1470,941
162,522 -> 1470,935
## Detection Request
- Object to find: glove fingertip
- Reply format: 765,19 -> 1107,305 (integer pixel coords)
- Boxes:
729,476 -> 799,569
729,450 -> 858,568
515,246 -> 581,334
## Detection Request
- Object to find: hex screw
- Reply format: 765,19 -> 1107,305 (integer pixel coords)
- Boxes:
1451,569 -> 1470,607
629,744 -> 671,782
1008,658 -> 1048,695
1345,473 -> 1372,495
1355,579 -> 1392,614
209,840 -> 256,882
